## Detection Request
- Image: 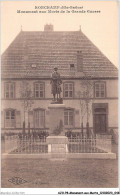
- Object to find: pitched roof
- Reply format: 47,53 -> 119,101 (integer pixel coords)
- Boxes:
1,29 -> 118,79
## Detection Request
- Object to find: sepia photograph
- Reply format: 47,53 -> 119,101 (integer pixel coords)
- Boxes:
1,0 -> 119,193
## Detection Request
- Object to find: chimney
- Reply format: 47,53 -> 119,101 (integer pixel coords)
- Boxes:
77,51 -> 83,72
44,24 -> 54,31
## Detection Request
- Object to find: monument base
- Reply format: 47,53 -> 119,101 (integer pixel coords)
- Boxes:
51,98 -> 63,104
46,136 -> 68,156
48,104 -> 65,135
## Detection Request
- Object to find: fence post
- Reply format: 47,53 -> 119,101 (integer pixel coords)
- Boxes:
28,122 -> 30,135
86,122 -> 89,138
23,121 -> 25,134
81,122 -> 84,138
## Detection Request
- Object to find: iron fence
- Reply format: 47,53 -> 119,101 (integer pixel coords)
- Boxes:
68,134 -> 112,153
4,133 -> 112,154
4,135 -> 48,154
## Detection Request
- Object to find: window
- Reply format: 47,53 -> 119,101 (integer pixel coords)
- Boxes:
95,108 -> 106,113
64,83 -> 74,98
95,82 -> 106,98
4,83 -> 15,99
5,109 -> 16,128
34,83 -> 44,98
64,109 -> 74,127
34,109 -> 45,128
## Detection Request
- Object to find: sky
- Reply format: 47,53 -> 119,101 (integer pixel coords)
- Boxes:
1,0 -> 119,67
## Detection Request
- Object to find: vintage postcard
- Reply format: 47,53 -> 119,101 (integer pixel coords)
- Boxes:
1,0 -> 119,194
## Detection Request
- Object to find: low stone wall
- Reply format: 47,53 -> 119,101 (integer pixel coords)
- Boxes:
2,152 -> 116,159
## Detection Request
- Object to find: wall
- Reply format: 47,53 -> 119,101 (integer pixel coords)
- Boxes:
1,78 -> 118,132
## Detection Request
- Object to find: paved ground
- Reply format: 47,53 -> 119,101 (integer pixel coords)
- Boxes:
1,144 -> 118,188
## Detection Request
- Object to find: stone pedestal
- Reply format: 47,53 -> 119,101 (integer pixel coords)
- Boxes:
46,136 -> 68,155
48,104 -> 65,135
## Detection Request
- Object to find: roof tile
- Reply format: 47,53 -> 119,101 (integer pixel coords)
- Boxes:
1,30 -> 118,79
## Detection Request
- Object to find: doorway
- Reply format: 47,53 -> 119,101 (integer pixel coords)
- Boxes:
93,104 -> 108,134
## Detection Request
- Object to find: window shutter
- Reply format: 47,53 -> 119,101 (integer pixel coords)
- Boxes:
28,111 -> 34,128
16,111 -> 21,128
1,111 -> 4,128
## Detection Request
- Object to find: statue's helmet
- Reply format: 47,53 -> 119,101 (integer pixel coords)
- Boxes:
54,67 -> 58,71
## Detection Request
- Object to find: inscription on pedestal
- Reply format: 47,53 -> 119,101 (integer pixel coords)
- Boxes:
46,136 -> 68,155
48,104 -> 65,135
51,144 -> 66,153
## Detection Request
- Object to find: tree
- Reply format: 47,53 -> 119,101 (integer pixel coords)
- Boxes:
78,78 -> 94,137
20,81 -> 34,134
78,91 -> 85,137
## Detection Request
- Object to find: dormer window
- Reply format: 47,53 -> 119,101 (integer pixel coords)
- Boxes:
70,64 -> 75,71
31,64 -> 37,68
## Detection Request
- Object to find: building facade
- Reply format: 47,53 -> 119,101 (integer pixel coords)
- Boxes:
1,25 -> 118,134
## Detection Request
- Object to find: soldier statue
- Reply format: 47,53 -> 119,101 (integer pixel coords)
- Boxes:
50,67 -> 62,103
